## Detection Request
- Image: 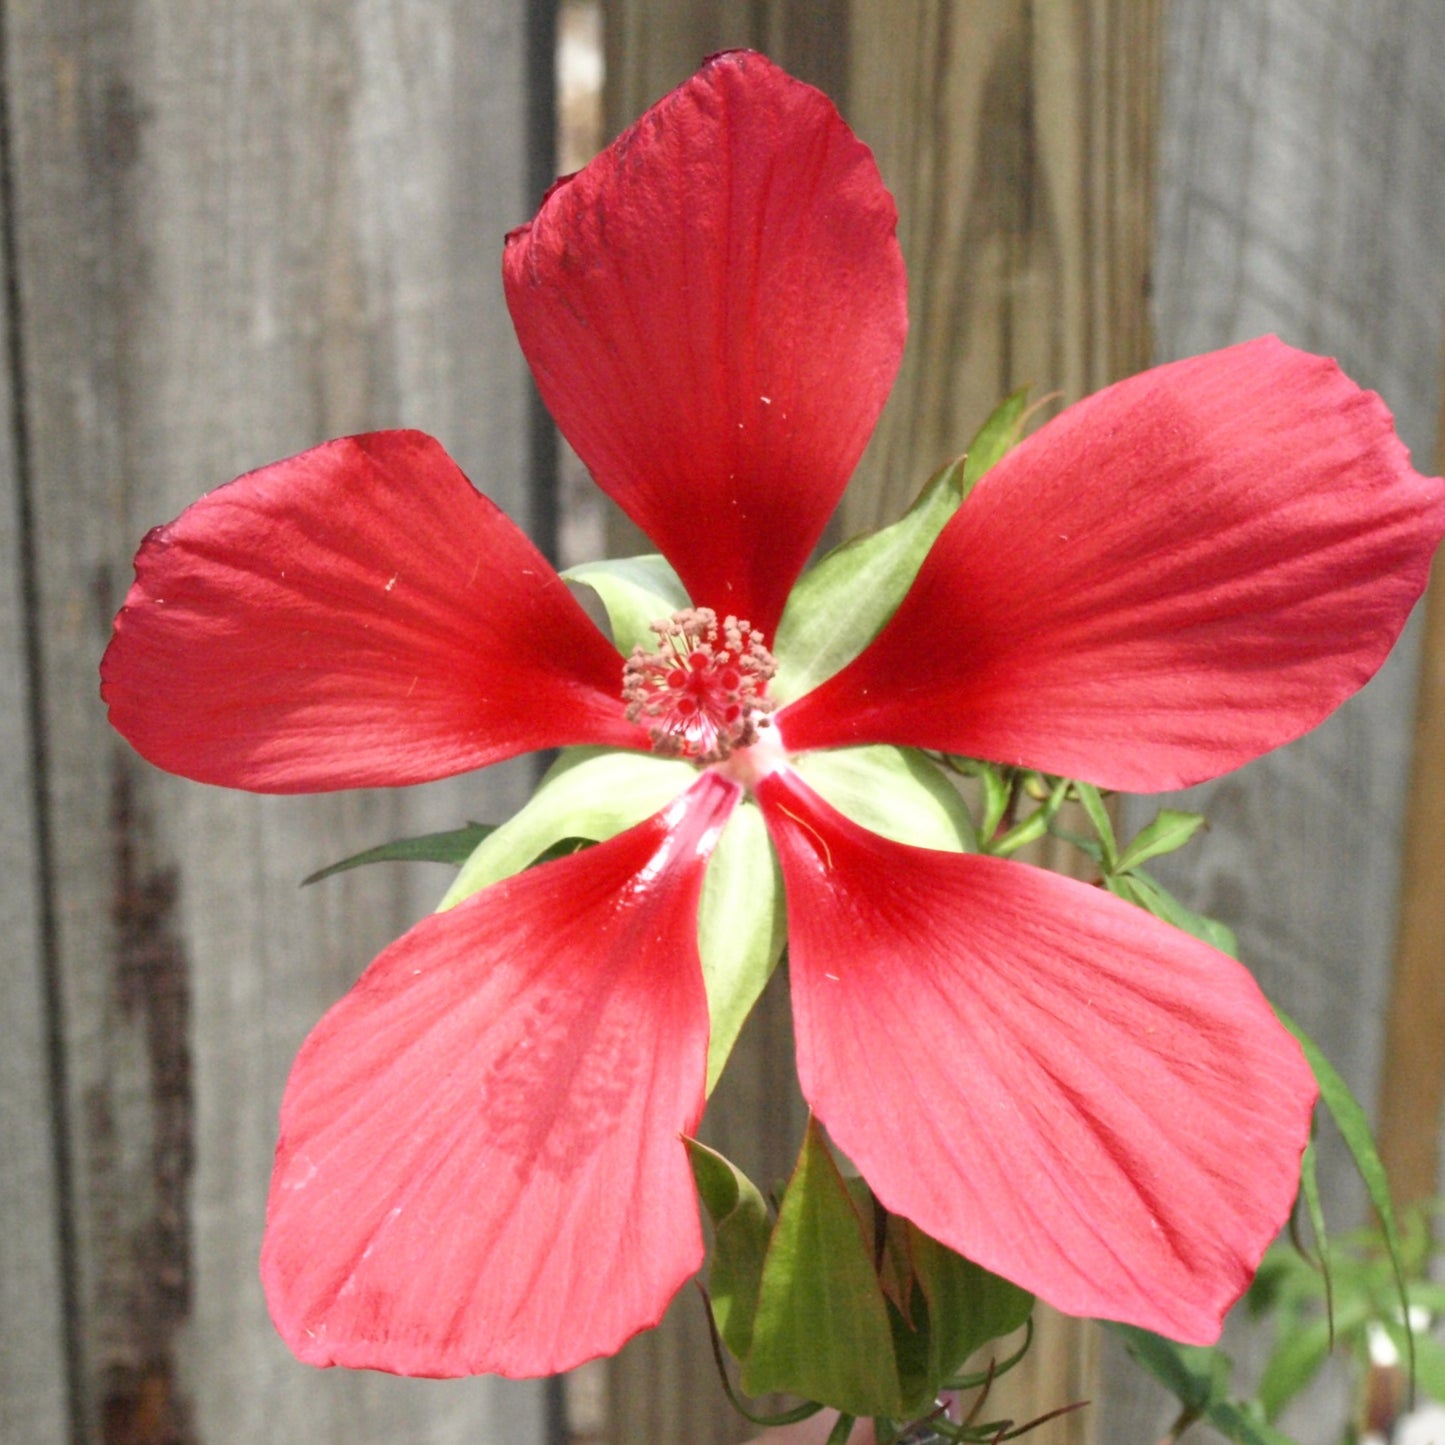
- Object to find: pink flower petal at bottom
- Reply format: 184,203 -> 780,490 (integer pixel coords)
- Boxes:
755,769 -> 1317,1345
262,772 -> 740,1378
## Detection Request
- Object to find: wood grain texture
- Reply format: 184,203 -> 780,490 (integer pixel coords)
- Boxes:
843,0 -> 1159,532
1378,359 -> 1445,1209
1099,4 -> 1445,1442
4,1 -> 548,1439
599,5 -> 1159,1443
0,35 -> 75,1434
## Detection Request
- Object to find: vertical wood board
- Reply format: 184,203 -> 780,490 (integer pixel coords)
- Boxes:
4,0 -> 550,1439
0,10 -> 74,1427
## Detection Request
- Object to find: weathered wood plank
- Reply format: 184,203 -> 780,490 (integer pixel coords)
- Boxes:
843,1 -> 1159,534
1378,360 -> 1445,1210
6,0 -> 549,1438
1098,3 -> 1445,1440
0,31 -> 74,1431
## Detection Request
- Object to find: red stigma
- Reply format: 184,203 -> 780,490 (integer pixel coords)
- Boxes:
622,608 -> 777,762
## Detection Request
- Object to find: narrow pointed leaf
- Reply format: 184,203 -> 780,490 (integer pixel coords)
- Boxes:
1296,1138 -> 1333,1347
302,825 -> 495,885
1073,783 -> 1117,871
686,1140 -> 773,1361
1114,810 -> 1208,875
743,1119 -> 904,1418
1107,870 -> 1241,958
1276,1007 -> 1414,1390
960,386 -> 1031,489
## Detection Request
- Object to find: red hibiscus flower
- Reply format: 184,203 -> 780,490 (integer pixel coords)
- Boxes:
101,51 -> 1445,1379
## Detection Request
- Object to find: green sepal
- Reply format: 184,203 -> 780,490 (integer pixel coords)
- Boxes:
698,801 -> 786,1093
562,553 -> 689,655
904,1223 -> 1033,1387
960,385 -> 1031,490
687,1140 -> 773,1362
771,455 -> 968,705
1113,809 -> 1207,875
769,386 -> 1027,704
1105,869 -> 1241,958
438,747 -> 695,910
794,746 -> 977,852
302,824 -> 495,885
742,1119 -> 905,1418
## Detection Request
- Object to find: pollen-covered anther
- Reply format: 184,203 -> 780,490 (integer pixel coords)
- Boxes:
622,607 -> 778,762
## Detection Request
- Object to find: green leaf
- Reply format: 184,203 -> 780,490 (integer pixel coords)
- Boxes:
1106,870 -> 1240,958
1275,1007 -> 1414,1393
1256,1315 -> 1335,1420
1072,782 -> 1118,872
562,554 -> 689,655
794,746 -> 977,852
743,1119 -> 905,1418
1112,1325 -> 1232,1412
771,456 -> 967,704
1114,809 -> 1207,875
438,747 -> 695,909
1296,1138 -> 1333,1347
1385,1324 -> 1445,1403
984,774 -> 1068,857
302,824 -> 495,885
686,1140 -> 773,1362
961,386 -> 1031,490
1204,1400 -> 1301,1445
905,1224 -> 1033,1387
697,801 -> 786,1093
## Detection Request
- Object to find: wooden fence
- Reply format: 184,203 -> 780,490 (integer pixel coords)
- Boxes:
5,4 -> 1444,1443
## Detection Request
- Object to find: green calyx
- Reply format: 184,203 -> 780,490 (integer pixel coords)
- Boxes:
438,747 -> 695,910
694,1120 -> 1033,1425
770,387 -> 1029,705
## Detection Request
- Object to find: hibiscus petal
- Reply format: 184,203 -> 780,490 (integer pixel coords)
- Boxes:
262,771 -> 740,1377
755,769 -> 1316,1344
102,431 -> 642,791
779,338 -> 1445,790
504,51 -> 906,639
